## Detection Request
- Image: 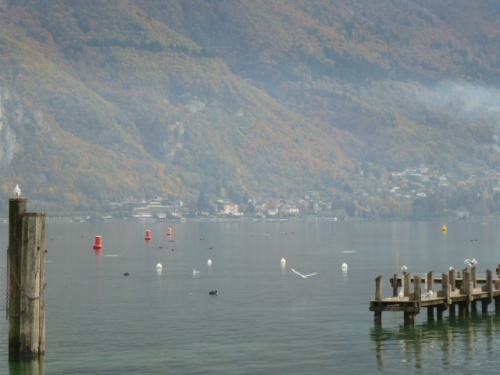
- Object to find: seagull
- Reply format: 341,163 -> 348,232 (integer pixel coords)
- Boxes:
193,269 -> 200,276
398,289 -> 404,298
209,290 -> 218,295
401,265 -> 408,272
464,258 -> 473,267
13,184 -> 21,197
291,268 -> 317,279
449,266 -> 455,271
424,290 -> 434,299
470,258 -> 478,267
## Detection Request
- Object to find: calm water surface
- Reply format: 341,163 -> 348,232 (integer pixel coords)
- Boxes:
1,220 -> 500,374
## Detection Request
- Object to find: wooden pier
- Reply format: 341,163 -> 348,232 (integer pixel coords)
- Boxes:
369,266 -> 500,324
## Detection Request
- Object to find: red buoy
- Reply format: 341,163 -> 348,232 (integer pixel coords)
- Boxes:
93,235 -> 103,250
145,230 -> 152,241
167,228 -> 173,236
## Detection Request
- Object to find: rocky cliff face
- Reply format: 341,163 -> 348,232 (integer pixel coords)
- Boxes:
0,88 -> 20,169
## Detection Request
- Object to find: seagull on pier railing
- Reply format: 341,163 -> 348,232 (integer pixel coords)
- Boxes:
398,289 -> 404,299
423,290 -> 434,299
291,268 -> 317,279
401,265 -> 408,272
13,184 -> 21,197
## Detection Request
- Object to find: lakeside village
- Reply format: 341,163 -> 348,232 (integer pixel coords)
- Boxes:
41,164 -> 500,223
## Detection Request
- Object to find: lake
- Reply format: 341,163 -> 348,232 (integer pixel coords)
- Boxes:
2,220 -> 500,374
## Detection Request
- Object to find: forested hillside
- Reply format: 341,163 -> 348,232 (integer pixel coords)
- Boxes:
0,0 -> 499,216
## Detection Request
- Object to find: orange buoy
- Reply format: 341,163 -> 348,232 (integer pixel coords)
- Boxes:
442,225 -> 447,232
167,228 -> 173,236
93,235 -> 103,250
145,230 -> 152,241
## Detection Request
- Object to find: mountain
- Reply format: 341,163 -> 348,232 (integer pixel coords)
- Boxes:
0,0 -> 499,215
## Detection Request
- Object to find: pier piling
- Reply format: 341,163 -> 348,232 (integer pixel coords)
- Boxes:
7,197 -> 46,362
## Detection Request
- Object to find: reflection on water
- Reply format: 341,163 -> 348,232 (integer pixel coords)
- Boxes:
371,312 -> 500,372
8,360 -> 44,375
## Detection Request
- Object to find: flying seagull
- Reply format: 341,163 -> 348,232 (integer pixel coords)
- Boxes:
291,268 -> 317,279
13,184 -> 21,197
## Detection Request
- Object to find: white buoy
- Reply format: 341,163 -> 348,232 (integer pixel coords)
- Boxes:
281,258 -> 286,265
207,259 -> 212,266
156,263 -> 162,269
342,262 -> 348,271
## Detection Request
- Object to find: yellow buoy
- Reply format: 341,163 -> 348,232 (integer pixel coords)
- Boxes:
442,225 -> 447,232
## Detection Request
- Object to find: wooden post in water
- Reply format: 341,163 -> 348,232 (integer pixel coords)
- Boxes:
404,275 -> 421,324
8,197 -> 46,361
426,271 -> 434,294
459,270 -> 471,317
426,271 -> 434,320
448,268 -> 457,316
471,267 -> 477,288
403,272 -> 411,297
449,268 -> 456,292
438,273 -> 450,320
374,276 -> 383,324
495,279 -> 500,312
482,269 -> 493,313
392,273 -> 398,297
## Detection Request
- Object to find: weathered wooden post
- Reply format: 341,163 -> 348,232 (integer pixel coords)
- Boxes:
404,275 -> 421,324
495,279 -> 500,312
438,273 -> 450,320
471,267 -> 477,288
403,272 -> 411,297
459,270 -> 471,317
426,271 -> 434,320
392,273 -> 398,297
426,271 -> 434,293
482,269 -> 493,313
449,268 -> 456,291
7,197 -> 46,361
374,275 -> 383,324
